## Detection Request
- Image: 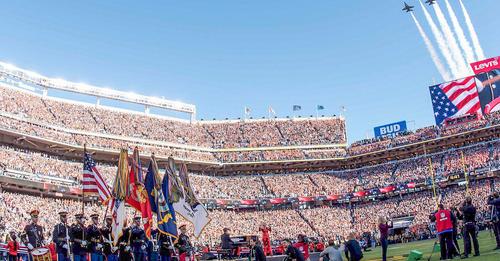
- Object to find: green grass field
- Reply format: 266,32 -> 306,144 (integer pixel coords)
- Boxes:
362,231 -> 500,261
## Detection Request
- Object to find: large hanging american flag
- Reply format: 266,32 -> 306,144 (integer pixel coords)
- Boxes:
83,152 -> 112,204
429,76 -> 481,125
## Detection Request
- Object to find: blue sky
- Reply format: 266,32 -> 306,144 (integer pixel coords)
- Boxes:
0,0 -> 498,143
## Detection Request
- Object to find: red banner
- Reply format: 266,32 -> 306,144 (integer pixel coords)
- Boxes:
470,56 -> 500,74
240,199 -> 258,205
380,185 -> 395,193
270,198 -> 286,204
353,191 -> 366,197
298,197 -> 314,202
326,195 -> 339,200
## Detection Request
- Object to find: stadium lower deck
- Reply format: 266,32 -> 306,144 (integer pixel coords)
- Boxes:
0,84 -> 499,248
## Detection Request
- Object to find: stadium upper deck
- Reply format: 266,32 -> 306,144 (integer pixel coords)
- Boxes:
0,63 -> 499,175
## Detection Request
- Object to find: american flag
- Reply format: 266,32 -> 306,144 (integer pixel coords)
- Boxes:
83,152 -> 112,204
429,76 -> 481,125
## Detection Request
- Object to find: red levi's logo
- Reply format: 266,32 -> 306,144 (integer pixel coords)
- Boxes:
470,56 -> 500,74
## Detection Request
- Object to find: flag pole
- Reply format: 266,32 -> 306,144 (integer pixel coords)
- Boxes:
424,144 -> 439,209
82,143 -> 87,216
461,151 -> 469,195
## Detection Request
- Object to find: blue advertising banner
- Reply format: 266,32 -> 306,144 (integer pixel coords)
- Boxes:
373,121 -> 407,139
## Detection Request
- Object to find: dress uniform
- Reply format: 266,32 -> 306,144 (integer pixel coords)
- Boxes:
87,214 -> 104,261
130,217 -> 147,261
148,228 -> 160,261
70,213 -> 88,261
22,210 -> 45,261
52,211 -> 71,261
158,231 -> 174,261
118,227 -> 132,261
101,216 -> 118,261
175,225 -> 193,261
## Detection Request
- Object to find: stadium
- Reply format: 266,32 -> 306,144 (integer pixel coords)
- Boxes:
0,1 -> 499,261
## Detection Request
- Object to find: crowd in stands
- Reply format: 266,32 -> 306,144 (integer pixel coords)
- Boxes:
0,85 -> 346,150
2,84 -> 500,164
0,139 -> 497,200
0,180 -> 496,246
347,111 -> 500,156
0,192 -> 105,241
0,145 -> 116,184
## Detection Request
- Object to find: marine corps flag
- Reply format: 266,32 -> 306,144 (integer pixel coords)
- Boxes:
111,149 -> 129,246
126,147 -> 153,238
145,155 -> 178,238
167,158 -> 211,238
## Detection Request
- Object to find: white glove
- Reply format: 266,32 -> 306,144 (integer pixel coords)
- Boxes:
81,240 -> 88,247
125,246 -> 131,252
27,243 -> 34,250
96,243 -> 103,250
141,245 -> 146,250
112,246 -> 119,252
63,244 -> 69,249
65,236 -> 70,241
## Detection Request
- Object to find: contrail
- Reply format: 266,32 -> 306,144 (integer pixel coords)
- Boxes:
432,2 -> 469,77
419,0 -> 459,79
459,0 -> 485,60
444,0 -> 476,65
411,12 -> 451,81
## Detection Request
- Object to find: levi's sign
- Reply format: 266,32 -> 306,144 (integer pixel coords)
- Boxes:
374,121 -> 407,139
470,56 -> 500,74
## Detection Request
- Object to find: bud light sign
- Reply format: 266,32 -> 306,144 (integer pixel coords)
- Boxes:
374,121 -> 407,139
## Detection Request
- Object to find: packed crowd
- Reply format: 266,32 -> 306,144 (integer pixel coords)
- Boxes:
0,192 -> 106,241
0,179 -> 496,246
0,85 -> 346,150
0,145 -> 116,184
2,84 -> 499,164
0,139 -> 497,199
347,112 -> 500,156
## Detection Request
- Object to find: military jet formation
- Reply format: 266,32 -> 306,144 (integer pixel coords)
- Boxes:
402,0 -> 436,13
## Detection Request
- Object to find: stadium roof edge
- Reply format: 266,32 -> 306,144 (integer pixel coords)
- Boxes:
0,61 -> 196,116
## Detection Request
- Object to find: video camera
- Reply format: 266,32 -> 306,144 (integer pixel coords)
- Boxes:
488,192 -> 499,202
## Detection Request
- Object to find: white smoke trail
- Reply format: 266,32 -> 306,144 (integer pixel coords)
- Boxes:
419,0 -> 459,79
444,0 -> 476,64
432,2 -> 470,77
459,0 -> 485,60
411,12 -> 451,81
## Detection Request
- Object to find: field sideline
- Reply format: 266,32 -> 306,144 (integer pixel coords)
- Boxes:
362,231 -> 500,261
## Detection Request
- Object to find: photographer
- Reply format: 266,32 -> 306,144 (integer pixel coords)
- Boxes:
458,197 -> 480,258
488,192 -> 500,250
284,239 -> 305,261
450,207 -> 461,257
319,239 -> 344,261
249,238 -> 266,261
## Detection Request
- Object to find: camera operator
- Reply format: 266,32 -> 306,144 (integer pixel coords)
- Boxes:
284,239 -> 305,261
457,197 -> 480,258
488,192 -> 500,250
